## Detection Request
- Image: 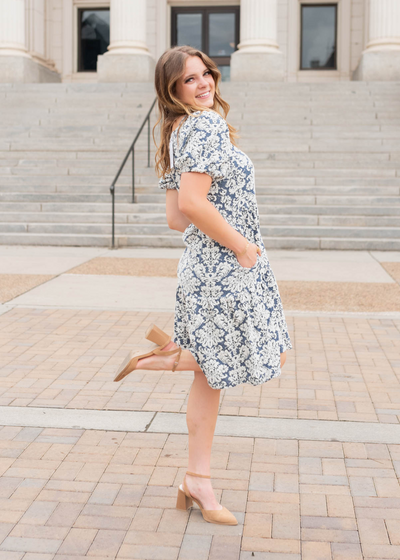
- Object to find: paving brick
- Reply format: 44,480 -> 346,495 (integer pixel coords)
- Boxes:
178,534 -> 212,560
300,494 -> 327,517
158,508 -> 189,534
241,536 -> 300,554
361,544 -> 400,559
300,485 -> 351,496
46,502 -> 85,527
117,543 -> 180,559
130,507 -> 164,532
74,512 -> 131,530
301,528 -> 359,544
249,472 -> 274,492
374,478 -> 400,497
87,529 -> 126,556
330,543 -> 363,560
302,541 -> 332,560
0,536 -> 62,554
348,477 -> 377,497
358,518 -> 389,544
209,535 -> 241,560
243,513 -> 272,538
57,527 -> 97,555
20,501 -> 57,525
87,482 -> 121,504
326,496 -> 355,518
221,489 -> 247,511
20,554 -> 54,560
385,519 -> 400,545
0,552 -> 23,560
272,514 -> 301,540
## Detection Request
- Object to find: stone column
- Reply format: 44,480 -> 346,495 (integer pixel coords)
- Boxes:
0,0 -> 29,81
231,0 -> 283,81
0,0 -> 60,83
97,0 -> 155,82
354,0 -> 400,80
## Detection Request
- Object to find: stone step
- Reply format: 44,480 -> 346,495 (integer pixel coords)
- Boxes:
0,221 -> 399,240
2,202 -> 400,218
2,212 -> 399,228
0,176 -> 384,188
1,151 -> 396,164
137,193 -> 400,206
1,231 -> 399,251
0,212 -> 316,226
1,183 -> 399,198
1,165 -> 398,179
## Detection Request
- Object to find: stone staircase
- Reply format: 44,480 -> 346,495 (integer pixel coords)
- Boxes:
0,81 -> 400,249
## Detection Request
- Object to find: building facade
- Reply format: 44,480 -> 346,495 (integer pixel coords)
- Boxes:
0,0 -> 399,84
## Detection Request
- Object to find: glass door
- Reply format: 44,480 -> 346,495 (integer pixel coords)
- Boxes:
78,9 -> 110,72
300,4 -> 337,70
171,6 -> 240,81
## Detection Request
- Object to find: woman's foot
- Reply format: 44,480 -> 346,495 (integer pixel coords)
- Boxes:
136,341 -> 179,370
184,474 -> 223,511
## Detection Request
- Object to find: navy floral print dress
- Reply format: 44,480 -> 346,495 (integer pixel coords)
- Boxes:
159,110 -> 292,390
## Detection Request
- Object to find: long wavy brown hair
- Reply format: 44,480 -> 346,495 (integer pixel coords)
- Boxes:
153,45 -> 238,178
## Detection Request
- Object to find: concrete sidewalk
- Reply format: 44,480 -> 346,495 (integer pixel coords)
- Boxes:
0,245 -> 399,559
0,246 -> 399,313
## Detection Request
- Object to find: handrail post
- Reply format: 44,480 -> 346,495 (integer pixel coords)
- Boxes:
147,115 -> 150,167
132,146 -> 135,203
110,184 -> 115,249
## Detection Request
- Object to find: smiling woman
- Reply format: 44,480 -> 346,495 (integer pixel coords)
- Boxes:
113,44 -> 292,528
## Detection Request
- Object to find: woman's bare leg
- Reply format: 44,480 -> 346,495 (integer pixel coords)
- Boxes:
135,343 -> 287,510
184,370 -> 222,510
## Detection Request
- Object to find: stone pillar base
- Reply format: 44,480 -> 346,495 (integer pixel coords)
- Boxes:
97,53 -> 155,82
0,56 -> 61,83
353,50 -> 400,81
230,51 -> 284,82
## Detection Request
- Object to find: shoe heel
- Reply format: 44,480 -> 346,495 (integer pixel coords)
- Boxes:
145,324 -> 171,347
176,487 -> 192,510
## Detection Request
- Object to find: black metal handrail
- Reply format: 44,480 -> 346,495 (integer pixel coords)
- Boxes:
110,97 -> 157,249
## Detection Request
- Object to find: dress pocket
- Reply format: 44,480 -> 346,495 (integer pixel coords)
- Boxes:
237,253 -> 261,272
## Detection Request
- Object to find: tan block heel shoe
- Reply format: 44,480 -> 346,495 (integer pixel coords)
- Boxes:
113,341 -> 182,382
176,471 -> 238,526
145,324 -> 171,347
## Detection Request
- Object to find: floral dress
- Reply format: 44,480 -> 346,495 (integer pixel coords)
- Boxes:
159,110 -> 292,390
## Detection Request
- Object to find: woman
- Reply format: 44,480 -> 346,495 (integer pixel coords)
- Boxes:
114,46 -> 292,526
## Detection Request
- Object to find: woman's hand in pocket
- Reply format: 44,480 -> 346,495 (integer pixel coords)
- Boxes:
236,243 -> 262,269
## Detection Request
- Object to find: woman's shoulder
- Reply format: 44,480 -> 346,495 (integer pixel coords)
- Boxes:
174,110 -> 227,135
189,109 -> 228,130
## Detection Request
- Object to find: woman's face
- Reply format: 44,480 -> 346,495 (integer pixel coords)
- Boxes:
174,56 -> 215,109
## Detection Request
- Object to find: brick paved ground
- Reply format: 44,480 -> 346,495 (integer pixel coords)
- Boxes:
0,426 -> 399,559
0,309 -> 399,423
1,248 -> 400,558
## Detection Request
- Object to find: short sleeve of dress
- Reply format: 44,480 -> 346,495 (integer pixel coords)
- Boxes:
173,111 -> 231,182
158,171 -> 177,190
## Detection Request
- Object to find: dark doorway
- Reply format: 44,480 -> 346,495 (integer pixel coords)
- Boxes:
300,4 -> 337,70
171,6 -> 240,81
78,8 -> 110,72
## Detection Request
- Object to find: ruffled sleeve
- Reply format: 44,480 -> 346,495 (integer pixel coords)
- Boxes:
173,111 -> 231,182
158,172 -> 177,190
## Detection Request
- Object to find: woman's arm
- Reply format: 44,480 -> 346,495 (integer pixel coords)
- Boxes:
166,189 -> 192,233
178,171 -> 251,257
